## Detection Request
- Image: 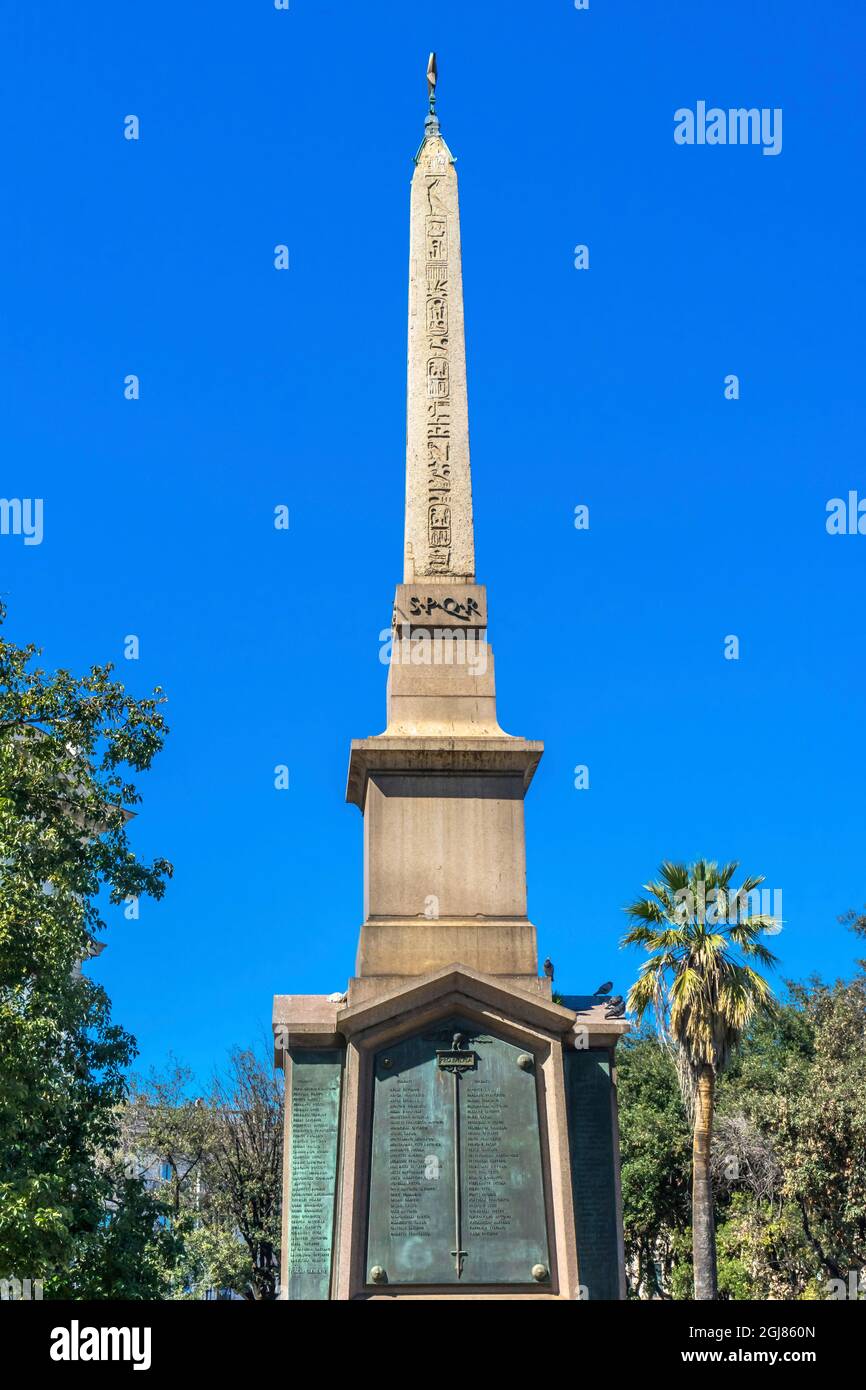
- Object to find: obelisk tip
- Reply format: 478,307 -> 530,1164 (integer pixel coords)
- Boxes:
422,52 -> 441,141
426,52 -> 437,113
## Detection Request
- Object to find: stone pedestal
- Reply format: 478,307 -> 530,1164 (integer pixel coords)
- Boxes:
347,727 -> 543,990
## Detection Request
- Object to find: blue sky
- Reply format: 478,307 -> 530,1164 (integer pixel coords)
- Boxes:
2,1 -> 865,1081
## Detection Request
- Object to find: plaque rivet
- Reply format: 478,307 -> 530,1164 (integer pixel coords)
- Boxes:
517,1053 -> 534,1071
531,1264 -> 549,1282
381,1057 -> 392,1069
370,1265 -> 388,1284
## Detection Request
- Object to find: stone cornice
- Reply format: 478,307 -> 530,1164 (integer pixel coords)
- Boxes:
345,735 -> 543,809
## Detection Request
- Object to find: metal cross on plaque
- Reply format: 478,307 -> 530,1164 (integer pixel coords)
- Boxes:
436,1033 -> 477,1278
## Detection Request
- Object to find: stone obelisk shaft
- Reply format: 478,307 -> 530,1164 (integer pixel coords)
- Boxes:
404,114 -> 475,583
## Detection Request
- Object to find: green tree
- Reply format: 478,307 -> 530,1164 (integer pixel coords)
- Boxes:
208,1048 -> 283,1300
125,1048 -> 283,1300
616,1028 -> 691,1297
622,860 -> 777,1300
0,603 -> 173,1294
713,913 -> 866,1297
615,912 -> 866,1299
764,971 -> 866,1288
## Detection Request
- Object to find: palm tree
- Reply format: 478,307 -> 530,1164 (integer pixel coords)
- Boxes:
622,860 -> 778,1300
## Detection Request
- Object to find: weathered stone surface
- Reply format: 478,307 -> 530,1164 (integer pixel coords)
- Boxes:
356,921 -> 540,981
346,737 -> 542,811
405,121 -> 474,583
345,115 -> 542,982
393,583 -> 488,630
363,772 -> 529,923
272,995 -> 343,1061
346,971 -> 553,1006
336,965 -> 576,1039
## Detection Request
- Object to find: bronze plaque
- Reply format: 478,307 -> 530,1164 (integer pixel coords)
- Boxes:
366,1019 -> 549,1287
286,1050 -> 343,1300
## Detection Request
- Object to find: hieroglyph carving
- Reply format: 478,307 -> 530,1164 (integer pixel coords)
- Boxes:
424,191 -> 452,572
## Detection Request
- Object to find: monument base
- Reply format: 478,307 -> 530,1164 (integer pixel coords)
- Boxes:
274,965 -> 628,1301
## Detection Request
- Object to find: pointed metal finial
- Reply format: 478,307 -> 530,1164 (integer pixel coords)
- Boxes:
415,51 -> 450,162
426,52 -> 437,114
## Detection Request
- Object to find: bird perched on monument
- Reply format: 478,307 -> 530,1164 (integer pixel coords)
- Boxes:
604,995 -> 626,1018
543,957 -> 554,981
594,981 -> 613,997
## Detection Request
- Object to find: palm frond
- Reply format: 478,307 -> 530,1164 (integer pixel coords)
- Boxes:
736,874 -> 765,897
620,858 -> 778,1095
623,897 -> 666,924
716,860 -> 741,888
659,861 -> 689,892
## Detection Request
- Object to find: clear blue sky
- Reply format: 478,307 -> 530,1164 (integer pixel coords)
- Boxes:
3,2 -> 865,1081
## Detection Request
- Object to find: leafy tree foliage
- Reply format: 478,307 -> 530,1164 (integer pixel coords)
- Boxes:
208,1047 -> 283,1299
0,604 -> 174,1294
617,1028 -> 691,1297
124,1049 -> 283,1300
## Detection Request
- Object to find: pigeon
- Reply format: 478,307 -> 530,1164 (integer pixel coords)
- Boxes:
543,957 -> 555,981
327,990 -> 347,1004
604,995 -> 626,1018
594,981 -> 613,996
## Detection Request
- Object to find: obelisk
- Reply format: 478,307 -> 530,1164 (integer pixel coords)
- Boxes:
404,52 -> 474,583
344,56 -> 547,990
273,59 -> 629,1301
